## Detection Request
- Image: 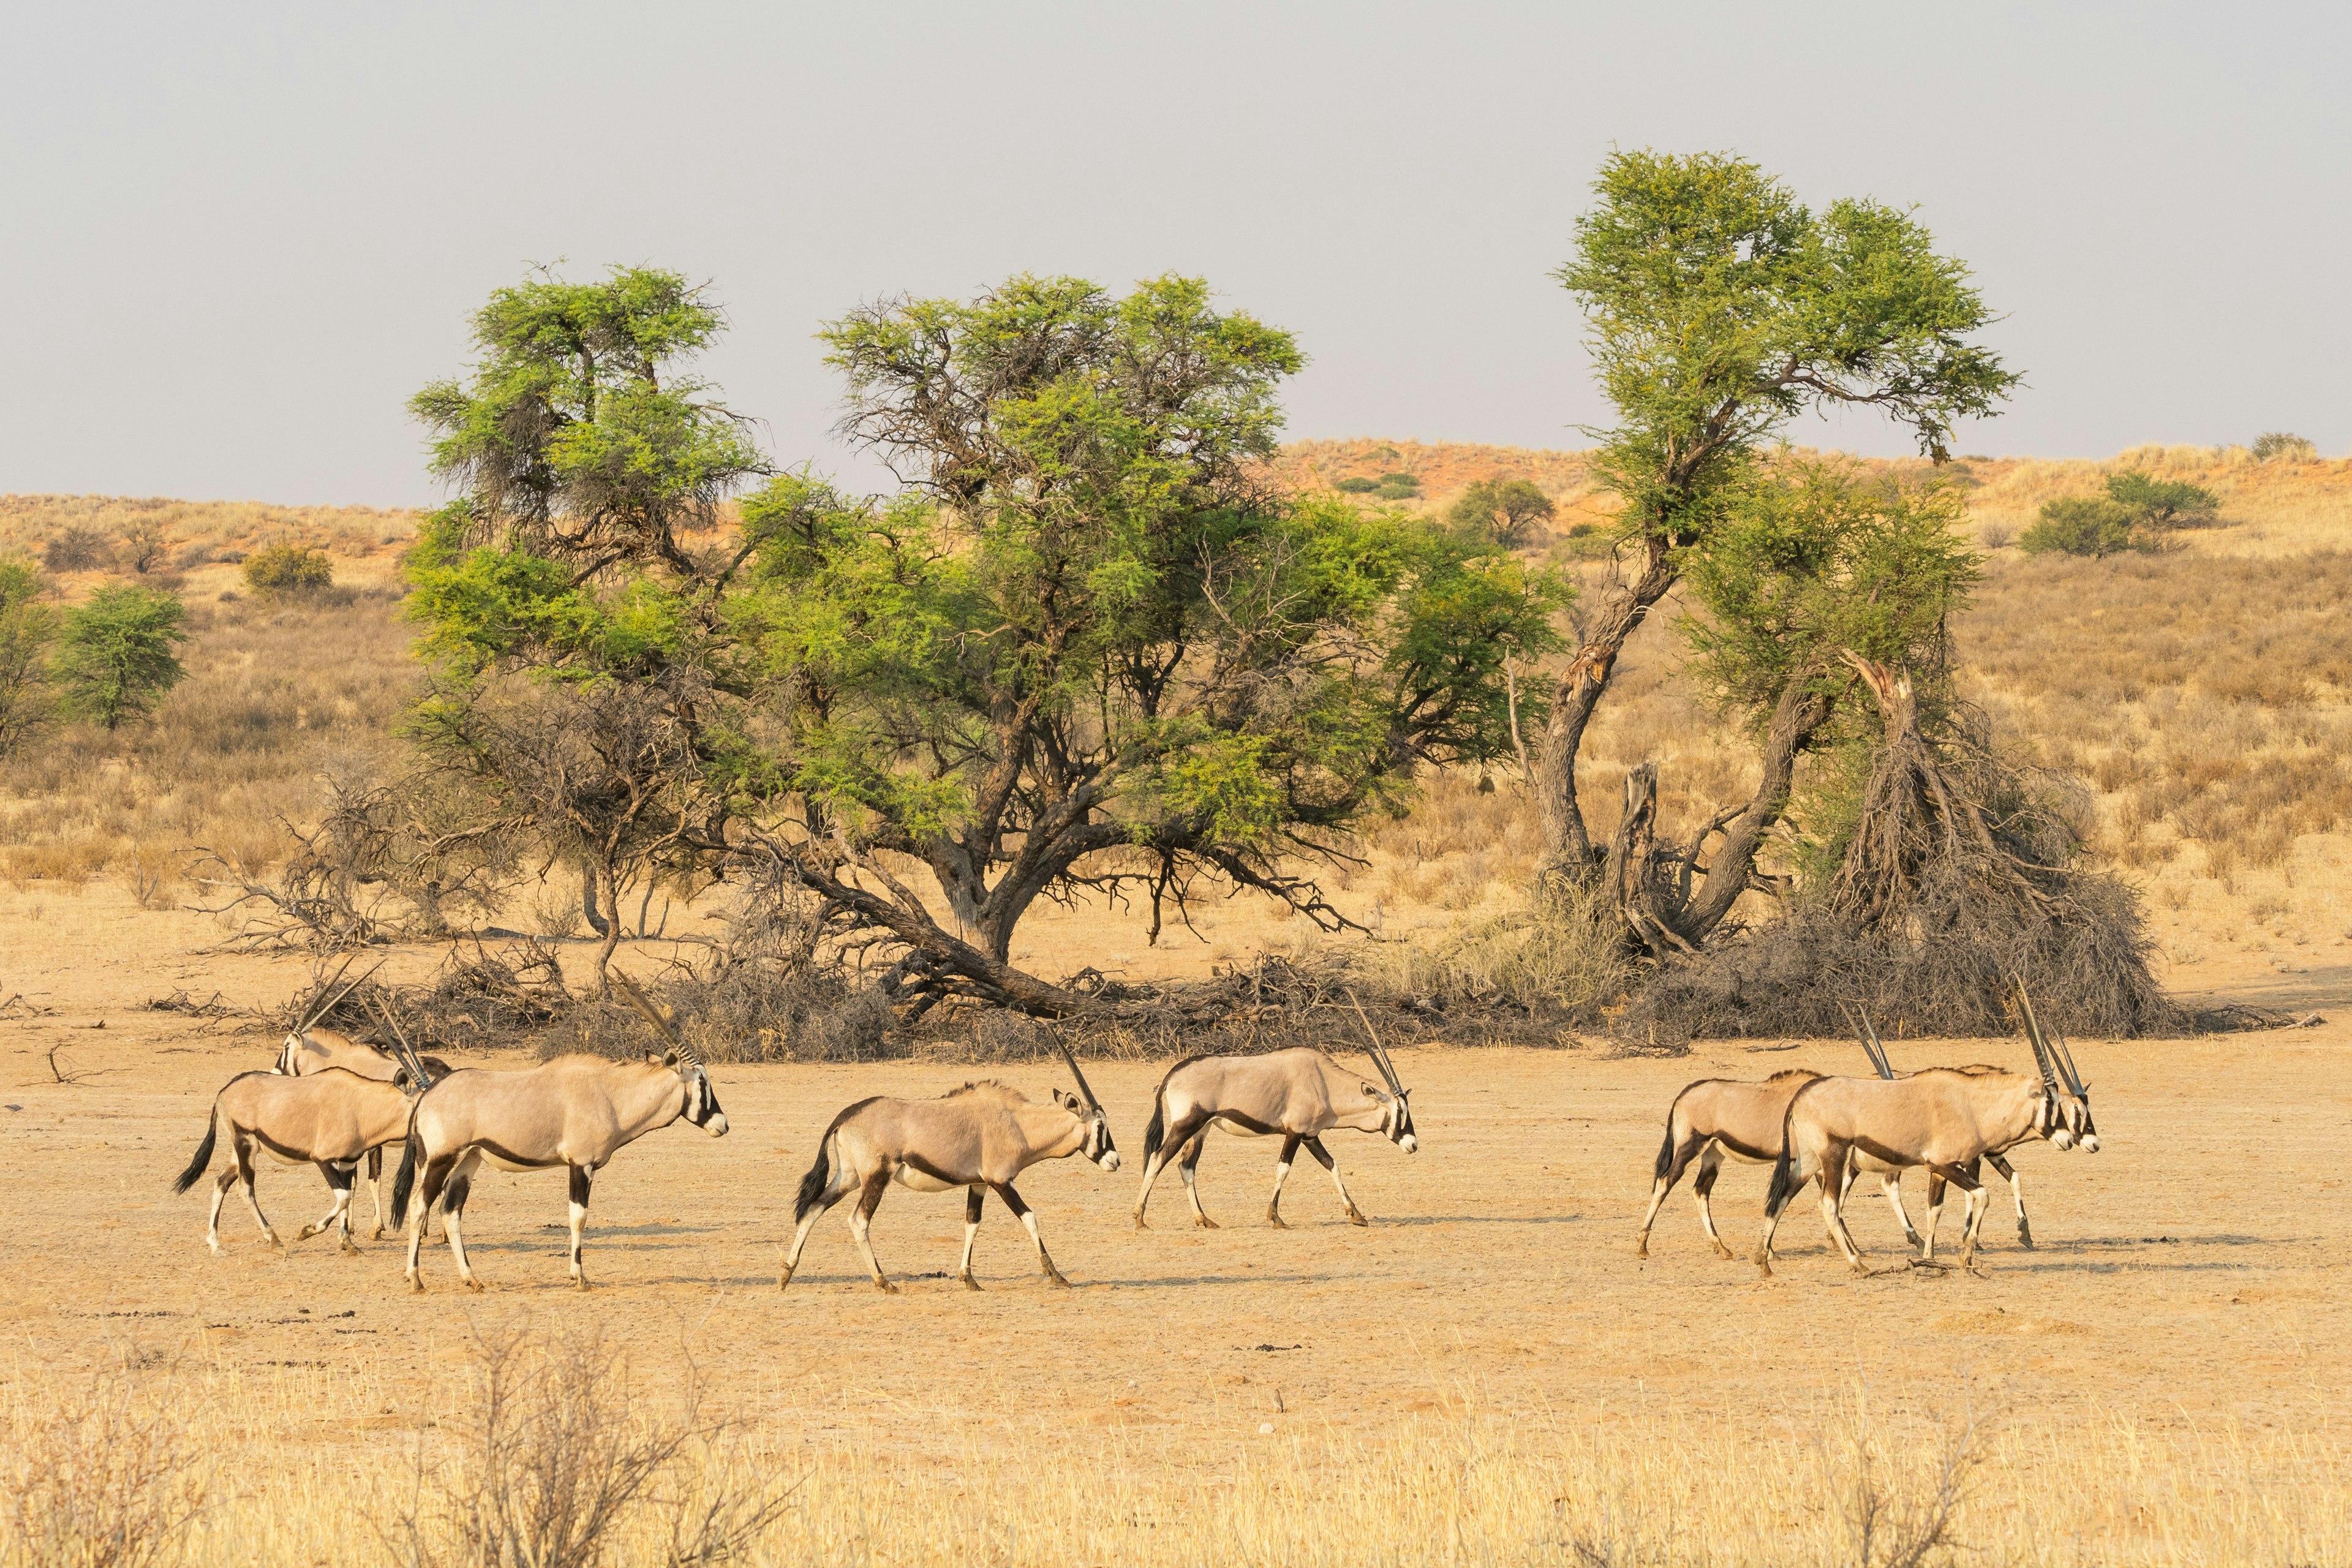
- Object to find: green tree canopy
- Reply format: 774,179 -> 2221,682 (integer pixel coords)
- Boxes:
53,584 -> 188,730
1534,149 -> 2019,879
2104,470 -> 2217,530
0,558 -> 58,756
2021,496 -> 2139,557
1447,479 -> 1556,547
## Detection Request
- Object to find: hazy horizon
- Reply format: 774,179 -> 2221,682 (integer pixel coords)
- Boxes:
4,2 -> 2344,508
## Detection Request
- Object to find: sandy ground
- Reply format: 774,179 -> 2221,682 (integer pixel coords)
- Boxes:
2,886 -> 2347,1458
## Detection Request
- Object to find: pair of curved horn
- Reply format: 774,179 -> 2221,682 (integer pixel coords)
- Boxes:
367,992 -> 433,1091
1053,1039 -> 1102,1115
611,970 -> 701,1069
2003,982 -> 2060,1090
1844,1005 -> 1894,1080
1345,989 -> 1405,1097
293,954 -> 380,1036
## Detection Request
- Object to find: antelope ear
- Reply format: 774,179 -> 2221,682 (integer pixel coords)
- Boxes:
663,1049 -> 681,1068
393,1066 -> 412,1089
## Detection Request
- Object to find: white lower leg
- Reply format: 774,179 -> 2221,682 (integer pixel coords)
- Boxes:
781,1211 -> 823,1285
241,1175 -> 277,1246
446,1206 -> 477,1287
1268,1158 -> 1293,1224
959,1221 -> 980,1278
1327,1162 -> 1360,1218
568,1199 -> 588,1284
1880,1175 -> 1920,1245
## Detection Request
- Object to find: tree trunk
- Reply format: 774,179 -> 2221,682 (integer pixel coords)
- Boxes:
1534,537 -> 1680,885
579,861 -> 611,937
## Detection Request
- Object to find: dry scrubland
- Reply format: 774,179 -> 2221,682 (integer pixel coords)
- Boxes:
4,452 -> 2351,1562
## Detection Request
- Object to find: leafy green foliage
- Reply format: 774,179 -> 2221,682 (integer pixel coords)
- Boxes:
1447,479 -> 1556,546
242,543 -> 335,597
2105,470 -> 2217,530
1374,472 -> 1422,500
1333,476 -> 1381,494
2020,497 -> 2141,557
51,584 -> 188,730
2252,431 -> 2317,462
0,559 -> 58,756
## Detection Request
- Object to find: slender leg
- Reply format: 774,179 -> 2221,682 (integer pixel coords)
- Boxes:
233,1133 -> 280,1249
442,1150 -> 484,1292
366,1146 -> 385,1241
1303,1138 -> 1366,1226
1988,1151 -> 2032,1248
1923,1172 -> 1948,1261
848,1169 -> 895,1293
1878,1172 -> 1922,1251
1176,1133 -> 1219,1229
1754,1141 -> 1812,1279
779,1147 -> 856,1289
1817,1141 -> 1868,1274
1636,1131 -> 1703,1258
567,1165 -> 594,1290
1931,1162 -> 1988,1265
298,1160 -> 358,1250
957,1185 -> 984,1289
1268,1136 -> 1303,1227
1133,1110 -> 1208,1229
1691,1146 -> 1734,1259
995,1182 -> 1069,1287
405,1150 -> 458,1291
208,1163 -> 236,1254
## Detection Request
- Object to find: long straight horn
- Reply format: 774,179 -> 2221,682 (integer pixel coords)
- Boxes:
1345,989 -> 1403,1095
611,970 -> 700,1068
2050,1028 -> 2087,1095
369,994 -> 432,1091
2013,979 -> 2058,1090
293,954 -> 370,1035
1845,1005 -> 1893,1080
1053,1039 -> 1101,1112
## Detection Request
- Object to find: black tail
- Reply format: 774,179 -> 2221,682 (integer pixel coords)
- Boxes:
1764,1139 -> 1798,1219
793,1136 -> 832,1224
172,1109 -> 219,1195
1142,1091 -> 1167,1166
1652,1115 -> 1678,1181
390,1102 -> 422,1227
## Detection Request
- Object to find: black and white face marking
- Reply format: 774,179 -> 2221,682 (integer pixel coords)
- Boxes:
1388,1091 -> 1418,1154
2061,1090 -> 2098,1152
679,1065 -> 729,1136
1060,1090 -> 1119,1170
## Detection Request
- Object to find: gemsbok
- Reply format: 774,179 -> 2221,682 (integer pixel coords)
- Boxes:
172,1066 -> 421,1254
1133,1000 -> 1416,1231
780,1044 -> 1118,1292
1634,1016 -> 1921,1261
390,974 -> 728,1291
275,1006 -> 451,1240
1754,989 -> 2095,1277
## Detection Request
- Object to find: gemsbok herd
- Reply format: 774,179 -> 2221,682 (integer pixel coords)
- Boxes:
172,965 -> 2101,1291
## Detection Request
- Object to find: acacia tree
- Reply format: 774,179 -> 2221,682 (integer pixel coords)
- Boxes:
1604,462 -> 1977,954
409,270 -> 1564,1012
1535,150 -> 2019,883
736,275 -> 1564,1012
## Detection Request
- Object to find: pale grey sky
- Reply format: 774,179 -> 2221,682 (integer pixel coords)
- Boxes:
3,1 -> 2343,507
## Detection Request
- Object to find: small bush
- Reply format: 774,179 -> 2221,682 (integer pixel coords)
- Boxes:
1447,478 -> 1556,547
51,584 -> 190,731
43,527 -> 113,573
2252,431 -> 2318,462
241,543 -> 334,597
2019,496 -> 2138,557
1333,476 -> 1381,494
2105,470 -> 2218,530
1375,470 -> 1422,500
119,517 -> 174,575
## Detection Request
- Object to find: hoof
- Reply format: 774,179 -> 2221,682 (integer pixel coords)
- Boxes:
462,1276 -> 485,1294
1634,1235 -> 1649,1259
1710,1241 -> 1736,1261
1133,1215 -> 1148,1231
1046,1272 -> 1072,1289
2017,1223 -> 2035,1250
1194,1215 -> 1219,1230
340,1238 -> 361,1257
875,1279 -> 899,1295
296,1224 -> 322,1241
959,1273 -> 982,1292
1347,1210 -> 1369,1228
265,1235 -> 285,1251
571,1277 -> 592,1292
1849,1261 -> 1872,1277
1755,1262 -> 1774,1280
206,1240 -> 222,1257
1268,1213 -> 1288,1229
369,1227 -> 385,1242
408,1275 -> 426,1294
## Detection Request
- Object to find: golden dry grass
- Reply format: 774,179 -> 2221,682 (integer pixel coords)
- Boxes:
0,494 -> 420,564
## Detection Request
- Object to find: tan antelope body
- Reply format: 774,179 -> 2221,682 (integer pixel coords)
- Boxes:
1133,1042 -> 1416,1231
391,1052 -> 728,1291
276,1028 -> 453,1237
1756,1000 -> 2097,1277
173,1068 -> 418,1253
782,1049 -> 1117,1292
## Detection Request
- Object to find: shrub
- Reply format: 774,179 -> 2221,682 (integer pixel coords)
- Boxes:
2019,496 -> 2138,557
2105,469 -> 2218,530
1375,470 -> 1422,500
119,516 -> 175,574
51,584 -> 189,730
42,527 -> 113,573
2252,431 -> 2318,462
241,542 -> 334,597
1447,478 -> 1556,546
1333,475 -> 1381,494
0,558 -> 58,758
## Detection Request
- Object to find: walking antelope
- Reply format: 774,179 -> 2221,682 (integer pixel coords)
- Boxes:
1754,989 -> 2096,1277
1132,1003 -> 1415,1231
390,974 -> 728,1291
780,1044 -> 1117,1293
276,1011 -> 451,1240
172,1067 -> 421,1254
1634,1016 -> 1919,1261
